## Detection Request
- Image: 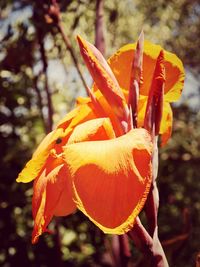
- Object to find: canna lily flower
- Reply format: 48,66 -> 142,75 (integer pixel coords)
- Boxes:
64,126 -> 152,234
18,116 -> 152,243
16,34 -> 184,243
31,117 -> 119,243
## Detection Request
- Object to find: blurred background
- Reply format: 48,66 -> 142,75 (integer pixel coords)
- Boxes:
0,0 -> 200,266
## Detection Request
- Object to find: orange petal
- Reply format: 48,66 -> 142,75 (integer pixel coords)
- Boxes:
64,128 -> 152,234
49,165 -> 76,217
68,118 -> 115,144
108,40 -> 185,102
53,168 -> 76,217
32,164 -> 63,244
32,161 -> 76,244
77,35 -> 129,127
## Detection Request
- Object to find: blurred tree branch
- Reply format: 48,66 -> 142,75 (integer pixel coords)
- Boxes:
33,74 -> 47,133
37,29 -> 53,133
95,0 -> 105,55
48,0 -> 89,94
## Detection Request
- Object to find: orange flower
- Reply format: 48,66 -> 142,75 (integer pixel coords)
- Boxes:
31,117 -> 119,244
65,126 -> 152,234
107,40 -> 185,145
16,34 -> 184,243
17,118 -> 152,243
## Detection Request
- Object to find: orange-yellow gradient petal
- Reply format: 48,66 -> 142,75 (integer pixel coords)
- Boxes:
64,128 -> 152,234
76,92 -> 125,137
68,118 -> 115,144
56,103 -> 95,130
108,40 -> 185,102
32,162 -> 76,244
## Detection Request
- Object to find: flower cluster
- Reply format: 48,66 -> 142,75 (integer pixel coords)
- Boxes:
16,34 -> 184,244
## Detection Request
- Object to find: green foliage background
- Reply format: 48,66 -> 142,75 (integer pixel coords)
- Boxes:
0,0 -> 199,266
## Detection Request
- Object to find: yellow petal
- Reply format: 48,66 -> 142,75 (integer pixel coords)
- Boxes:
76,96 -> 91,105
160,102 -> 173,146
137,97 -> 146,128
16,128 -> 65,183
108,40 -> 185,102
64,128 -> 152,234
56,103 -> 96,130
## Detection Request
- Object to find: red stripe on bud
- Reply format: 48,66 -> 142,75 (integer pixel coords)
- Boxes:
144,50 -> 165,136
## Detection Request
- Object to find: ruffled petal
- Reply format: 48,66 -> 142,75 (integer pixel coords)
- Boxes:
64,128 -> 152,234
108,40 -> 184,102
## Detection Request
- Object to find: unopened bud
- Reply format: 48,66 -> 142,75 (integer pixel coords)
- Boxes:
144,50 -> 165,136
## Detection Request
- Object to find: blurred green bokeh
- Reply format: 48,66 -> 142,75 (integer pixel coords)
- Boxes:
0,0 -> 200,266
